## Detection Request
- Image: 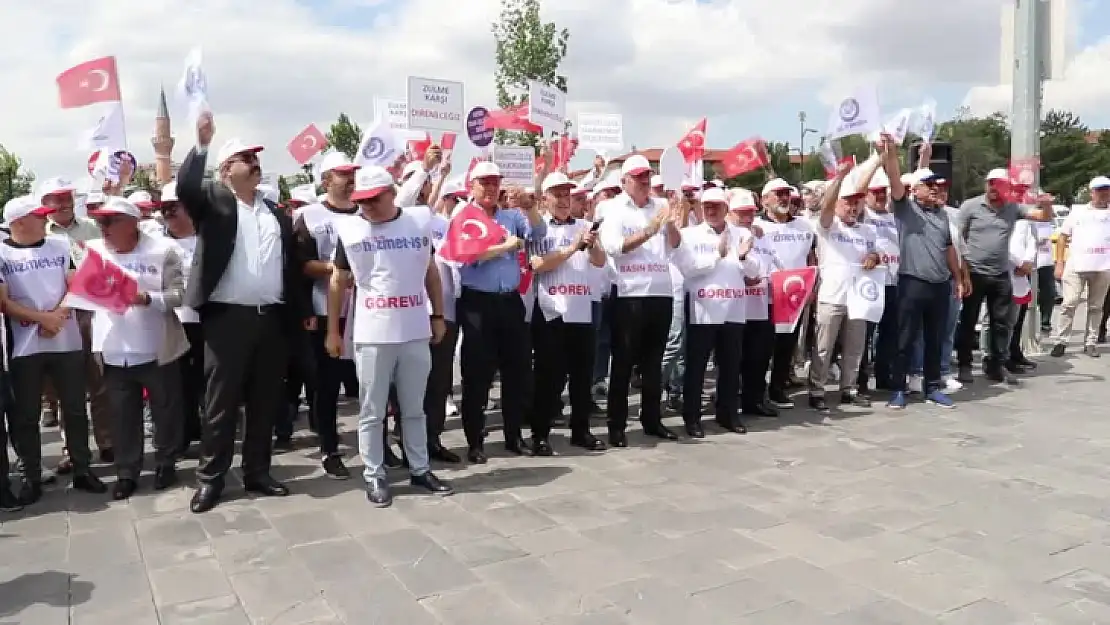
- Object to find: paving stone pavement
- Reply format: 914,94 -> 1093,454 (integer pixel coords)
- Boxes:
4,335 -> 1110,624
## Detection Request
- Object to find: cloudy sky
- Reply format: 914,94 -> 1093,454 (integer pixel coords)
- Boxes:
1,0 -> 1108,181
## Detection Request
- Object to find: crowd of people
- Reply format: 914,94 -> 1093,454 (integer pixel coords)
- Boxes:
1,110 -> 1108,515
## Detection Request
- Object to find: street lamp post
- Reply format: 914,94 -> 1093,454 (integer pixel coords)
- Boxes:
798,112 -> 818,180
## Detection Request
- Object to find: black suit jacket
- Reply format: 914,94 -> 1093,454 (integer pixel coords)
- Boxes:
176,147 -> 312,331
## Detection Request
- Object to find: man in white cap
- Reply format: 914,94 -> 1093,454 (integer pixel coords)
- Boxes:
455,161 -> 546,463
0,195 -> 107,503
160,181 -> 204,455
955,167 -> 1050,384
589,171 -> 622,398
39,177 -> 114,469
598,155 -> 683,446
857,159 -> 898,392
126,190 -> 164,236
1049,175 -> 1110,358
176,112 -> 313,513
84,197 -> 187,499
325,165 -> 453,507
529,172 -> 608,454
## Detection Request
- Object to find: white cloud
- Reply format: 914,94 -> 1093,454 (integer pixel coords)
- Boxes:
0,0 -> 1024,181
964,36 -> 1110,123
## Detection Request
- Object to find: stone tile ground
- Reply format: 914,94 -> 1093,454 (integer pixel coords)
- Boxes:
3,332 -> 1110,624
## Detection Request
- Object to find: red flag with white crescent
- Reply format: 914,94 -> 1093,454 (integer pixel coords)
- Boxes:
769,266 -> 818,333
287,124 -> 327,165
56,56 -> 122,109
62,245 -> 139,314
517,250 -> 533,295
721,137 -> 769,178
438,202 -> 503,264
677,118 -> 707,164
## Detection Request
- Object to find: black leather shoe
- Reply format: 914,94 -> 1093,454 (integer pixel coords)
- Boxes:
98,448 -> 115,464
570,432 -> 606,451
684,423 -> 705,438
190,483 -> 222,514
715,418 -> 747,434
467,447 -> 488,464
244,476 -> 290,497
429,443 -> 462,464
608,430 -> 628,448
0,488 -> 22,512
17,480 -> 42,506
411,471 -> 454,496
154,467 -> 178,491
505,438 -> 530,455
72,471 -> 107,494
1014,355 -> 1037,369
366,477 -> 392,507
531,438 -> 554,457
644,425 -> 679,441
743,403 -> 779,418
112,478 -> 137,500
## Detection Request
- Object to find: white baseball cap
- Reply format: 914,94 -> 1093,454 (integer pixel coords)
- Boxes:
595,172 -> 621,192
541,172 -> 575,193
319,152 -> 360,177
571,183 -> 590,197
912,168 -> 939,184
401,161 -> 424,181
699,187 -> 727,205
470,161 -> 502,180
1089,176 -> 1110,190
985,168 -> 1010,182
88,197 -> 142,219
868,169 -> 890,190
650,174 -> 663,188
215,138 -> 264,168
761,178 -> 791,196
728,189 -> 757,211
127,190 -> 157,209
3,195 -> 53,224
289,184 -> 317,206
257,184 -> 278,205
621,155 -> 652,177
36,177 -> 75,203
351,166 -> 395,201
159,183 -> 178,203
86,190 -> 106,206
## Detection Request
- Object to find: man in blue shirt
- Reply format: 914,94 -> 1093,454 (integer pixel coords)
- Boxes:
457,162 -> 546,463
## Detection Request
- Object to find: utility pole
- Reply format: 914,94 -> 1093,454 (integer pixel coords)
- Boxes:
1013,0 -> 1046,355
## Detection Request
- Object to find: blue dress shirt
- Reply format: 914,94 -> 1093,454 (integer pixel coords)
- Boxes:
459,207 -> 547,293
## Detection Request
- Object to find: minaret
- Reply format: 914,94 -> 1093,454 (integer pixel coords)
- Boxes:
152,86 -> 174,185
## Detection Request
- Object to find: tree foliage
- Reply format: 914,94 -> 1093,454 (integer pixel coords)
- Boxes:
491,0 -> 569,147
0,144 -> 36,210
129,167 -> 157,194
325,113 -> 362,160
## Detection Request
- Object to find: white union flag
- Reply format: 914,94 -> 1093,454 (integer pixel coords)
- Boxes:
847,268 -> 886,322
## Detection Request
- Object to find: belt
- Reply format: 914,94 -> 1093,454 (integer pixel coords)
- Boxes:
206,302 -> 280,315
461,287 -> 519,298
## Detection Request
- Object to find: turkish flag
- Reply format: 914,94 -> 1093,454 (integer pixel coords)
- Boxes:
62,246 -> 139,314
288,124 -> 327,165
57,57 -> 122,109
677,118 -> 707,164
485,101 -> 543,134
825,156 -> 857,180
408,133 -> 432,160
769,267 -> 818,333
1007,158 -> 1039,203
518,250 -> 533,295
438,202 -> 503,264
721,138 -> 769,177
551,135 -> 578,170
441,132 -> 457,150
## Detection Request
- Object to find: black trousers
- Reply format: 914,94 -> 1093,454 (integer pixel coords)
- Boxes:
425,320 -> 459,445
957,272 -> 1013,368
310,316 -> 344,456
459,289 -> 532,448
741,318 -> 774,410
180,322 -> 204,448
197,304 -> 288,484
769,305 -> 801,394
683,317 -> 743,427
1101,279 -> 1110,338
0,365 -> 11,492
856,322 -> 877,392
871,285 -> 899,388
1037,265 -> 1056,330
894,276 -> 951,394
608,296 -> 671,433
532,313 -> 595,439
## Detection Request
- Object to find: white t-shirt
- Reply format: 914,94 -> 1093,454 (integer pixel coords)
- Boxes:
534,218 -> 596,324
865,208 -> 900,286
598,193 -> 675,298
428,212 -> 458,323
88,236 -> 177,366
299,203 -> 357,316
1033,221 -> 1056,268
0,235 -> 82,358
332,210 -> 433,345
753,215 -> 816,271
673,223 -> 761,324
814,218 -> 878,305
1061,207 -> 1110,273
167,233 -> 199,323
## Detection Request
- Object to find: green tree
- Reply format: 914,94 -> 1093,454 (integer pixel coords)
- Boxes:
326,113 -> 362,160
278,175 -> 291,202
935,111 -> 1010,201
0,144 -> 36,210
491,0 -> 570,147
129,166 -> 157,194
1039,109 -> 1101,205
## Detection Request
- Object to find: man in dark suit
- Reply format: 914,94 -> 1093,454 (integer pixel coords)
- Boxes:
177,112 -> 314,514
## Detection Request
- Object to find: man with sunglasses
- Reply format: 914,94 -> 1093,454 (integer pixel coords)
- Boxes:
177,112 -> 313,514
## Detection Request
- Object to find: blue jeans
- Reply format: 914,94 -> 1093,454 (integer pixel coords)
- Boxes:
910,281 -> 960,377
661,294 -> 686,395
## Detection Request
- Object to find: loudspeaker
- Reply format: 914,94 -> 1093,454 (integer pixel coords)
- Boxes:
909,141 -> 953,182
